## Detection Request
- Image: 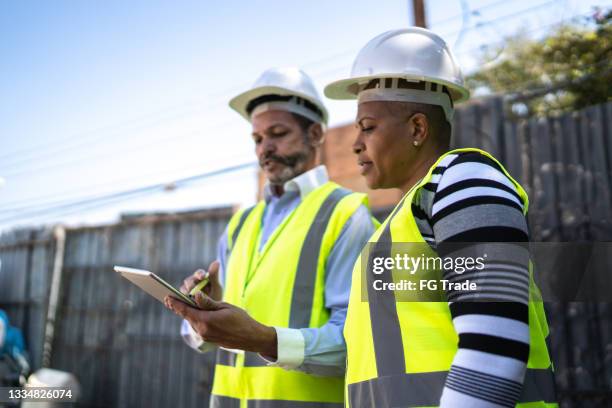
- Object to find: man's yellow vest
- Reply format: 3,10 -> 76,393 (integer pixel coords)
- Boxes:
211,181 -> 368,408
344,148 -> 557,408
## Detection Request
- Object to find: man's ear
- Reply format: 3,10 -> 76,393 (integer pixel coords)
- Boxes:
409,113 -> 429,145
307,122 -> 325,147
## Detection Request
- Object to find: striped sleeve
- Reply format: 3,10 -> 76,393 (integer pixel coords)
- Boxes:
413,152 -> 530,408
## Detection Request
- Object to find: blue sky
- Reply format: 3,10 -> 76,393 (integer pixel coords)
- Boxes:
0,0 -> 609,231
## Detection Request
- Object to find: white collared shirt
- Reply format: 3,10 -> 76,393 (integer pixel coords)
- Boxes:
263,164 -> 329,201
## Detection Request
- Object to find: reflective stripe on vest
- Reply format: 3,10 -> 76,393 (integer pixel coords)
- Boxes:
344,148 -> 557,408
290,188 -> 350,328
366,195 -> 409,377
211,395 -> 344,408
211,395 -> 240,408
226,206 -> 255,260
347,368 -> 556,407
216,349 -> 268,367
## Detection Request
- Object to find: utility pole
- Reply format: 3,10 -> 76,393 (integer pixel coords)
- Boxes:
412,0 -> 427,28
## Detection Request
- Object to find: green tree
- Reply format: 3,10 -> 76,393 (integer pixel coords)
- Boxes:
466,8 -> 611,117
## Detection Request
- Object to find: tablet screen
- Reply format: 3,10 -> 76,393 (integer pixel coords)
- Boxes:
114,266 -> 197,307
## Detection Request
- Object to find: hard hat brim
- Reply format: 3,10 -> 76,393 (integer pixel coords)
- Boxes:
229,85 -> 329,124
324,74 -> 470,104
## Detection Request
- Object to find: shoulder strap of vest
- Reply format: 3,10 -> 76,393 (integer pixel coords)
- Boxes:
289,185 -> 352,328
226,205 -> 257,258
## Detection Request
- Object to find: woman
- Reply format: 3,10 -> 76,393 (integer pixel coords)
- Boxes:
324,28 -> 557,408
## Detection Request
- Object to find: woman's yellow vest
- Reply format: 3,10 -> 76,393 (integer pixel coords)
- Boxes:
211,181 -> 368,408
344,148 -> 557,408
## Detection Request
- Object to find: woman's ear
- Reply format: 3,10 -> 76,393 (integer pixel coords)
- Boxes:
409,113 -> 429,145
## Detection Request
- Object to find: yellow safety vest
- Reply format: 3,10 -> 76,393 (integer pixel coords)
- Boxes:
211,181 -> 368,408
344,148 -> 557,408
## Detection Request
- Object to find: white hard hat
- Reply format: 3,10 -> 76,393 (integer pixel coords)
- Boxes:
325,28 -> 469,120
229,67 -> 328,125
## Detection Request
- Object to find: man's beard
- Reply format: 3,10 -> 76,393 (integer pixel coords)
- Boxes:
260,151 -> 311,185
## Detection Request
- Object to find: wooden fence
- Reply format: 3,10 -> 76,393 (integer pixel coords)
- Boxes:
454,99 -> 612,407
452,98 -> 612,241
1,98 -> 611,407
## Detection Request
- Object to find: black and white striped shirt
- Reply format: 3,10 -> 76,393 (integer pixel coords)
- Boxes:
413,151 -> 530,408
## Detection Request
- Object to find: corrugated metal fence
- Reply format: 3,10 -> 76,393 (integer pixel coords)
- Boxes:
1,98 -> 611,407
1,208 -> 232,408
0,228 -> 56,372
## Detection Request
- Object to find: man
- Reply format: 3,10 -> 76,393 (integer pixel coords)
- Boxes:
324,28 -> 557,407
165,67 -> 376,407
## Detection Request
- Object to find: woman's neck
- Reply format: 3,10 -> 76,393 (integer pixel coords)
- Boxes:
398,150 -> 442,195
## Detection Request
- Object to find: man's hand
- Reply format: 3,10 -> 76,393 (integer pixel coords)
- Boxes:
164,293 -> 278,358
179,260 -> 223,302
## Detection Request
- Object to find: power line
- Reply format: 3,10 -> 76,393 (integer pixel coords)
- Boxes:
430,0 -> 508,27
0,1 -> 588,225
469,0 -> 560,28
0,101 -> 201,164
2,128 -> 207,179
438,0 -> 561,39
313,6 -> 589,86
5,42 -> 379,177
0,151 -> 253,214
0,0 -> 525,170
7,55 -> 600,225
0,161 -> 256,225
3,62 -> 341,174
0,99 -> 236,174
5,55 -> 367,178
1,48 -> 368,169
5,54 -> 601,221
453,0 -> 472,49
0,152 -> 254,212
1,6 -> 590,212
314,2 -> 580,89
455,9 -> 594,58
3,5 -> 580,176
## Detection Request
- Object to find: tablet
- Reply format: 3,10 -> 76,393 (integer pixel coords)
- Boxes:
114,266 -> 197,308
